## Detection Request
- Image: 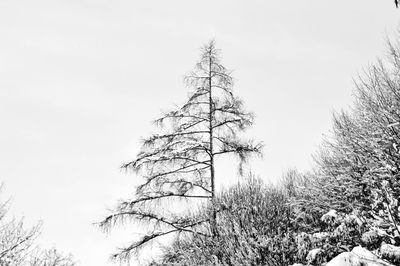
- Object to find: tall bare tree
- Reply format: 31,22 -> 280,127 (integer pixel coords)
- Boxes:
100,40 -> 263,262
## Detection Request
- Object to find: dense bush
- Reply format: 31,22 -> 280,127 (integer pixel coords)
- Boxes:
149,177 -> 300,266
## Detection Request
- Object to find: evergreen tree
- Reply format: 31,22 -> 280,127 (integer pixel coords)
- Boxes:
100,41 -> 262,262
298,37 -> 400,249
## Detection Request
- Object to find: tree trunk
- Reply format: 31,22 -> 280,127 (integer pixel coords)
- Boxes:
208,50 -> 217,237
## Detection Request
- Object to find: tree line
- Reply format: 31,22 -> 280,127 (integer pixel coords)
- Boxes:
101,36 -> 400,265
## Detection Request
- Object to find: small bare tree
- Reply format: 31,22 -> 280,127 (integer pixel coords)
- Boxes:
0,185 -> 75,266
0,219 -> 40,266
100,40 -> 263,262
0,186 -> 41,266
29,248 -> 76,266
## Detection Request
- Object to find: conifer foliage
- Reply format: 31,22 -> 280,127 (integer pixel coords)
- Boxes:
100,41 -> 263,262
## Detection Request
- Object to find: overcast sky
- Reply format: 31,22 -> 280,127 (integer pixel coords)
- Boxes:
0,1 -> 399,265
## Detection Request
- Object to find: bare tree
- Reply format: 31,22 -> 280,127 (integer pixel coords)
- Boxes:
100,40 -> 263,262
0,220 -> 40,266
29,248 -> 76,266
0,185 -> 75,266
0,186 -> 41,266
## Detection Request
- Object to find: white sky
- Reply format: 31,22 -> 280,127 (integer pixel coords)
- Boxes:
0,1 -> 399,265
